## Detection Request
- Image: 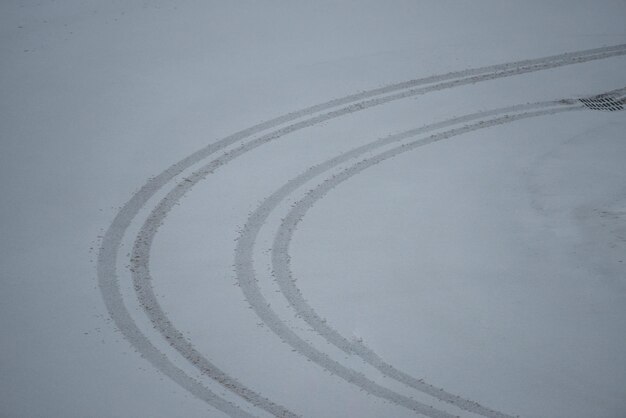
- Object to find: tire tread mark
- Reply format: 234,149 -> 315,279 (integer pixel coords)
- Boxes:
270,104 -> 591,418
232,102 -> 571,418
98,44 -> 625,417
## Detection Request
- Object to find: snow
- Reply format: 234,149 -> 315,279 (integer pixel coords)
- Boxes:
1,1 -> 625,417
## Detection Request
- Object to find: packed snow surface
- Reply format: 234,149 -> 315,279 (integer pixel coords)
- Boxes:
2,1 -> 626,417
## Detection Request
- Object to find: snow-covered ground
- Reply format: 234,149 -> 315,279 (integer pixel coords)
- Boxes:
2,1 -> 626,417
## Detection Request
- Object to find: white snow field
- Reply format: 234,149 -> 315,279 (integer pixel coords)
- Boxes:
2,1 -> 626,417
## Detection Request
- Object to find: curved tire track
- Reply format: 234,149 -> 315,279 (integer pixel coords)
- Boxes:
130,53 -> 620,415
267,91 -> 625,413
98,213 -> 257,417
238,101 -> 573,418
269,89 -> 625,414
238,101 -> 585,418
99,44 -> 626,417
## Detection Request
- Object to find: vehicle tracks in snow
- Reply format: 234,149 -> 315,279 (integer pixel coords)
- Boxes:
99,44 -> 626,417
241,101 -> 580,418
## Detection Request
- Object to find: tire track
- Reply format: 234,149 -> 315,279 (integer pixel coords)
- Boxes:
270,89 -> 625,413
130,52 -> 620,415
238,101 -> 573,418
238,100 -> 586,418
99,45 -> 626,417
271,99 -> 605,416
132,202 -> 299,416
134,104 -> 579,418
98,213 -> 257,417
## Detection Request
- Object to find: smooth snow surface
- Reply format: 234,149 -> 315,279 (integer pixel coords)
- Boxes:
2,1 -> 626,417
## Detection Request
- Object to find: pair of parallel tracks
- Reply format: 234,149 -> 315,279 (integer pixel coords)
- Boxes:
99,44 -> 626,417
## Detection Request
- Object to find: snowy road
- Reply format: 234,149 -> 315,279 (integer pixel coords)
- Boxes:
2,1 -> 626,417
101,47 -> 625,417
